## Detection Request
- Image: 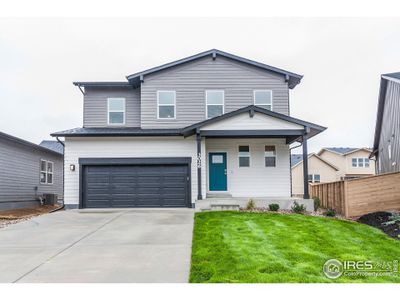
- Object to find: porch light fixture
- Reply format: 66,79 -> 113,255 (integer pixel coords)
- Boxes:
70,164 -> 76,171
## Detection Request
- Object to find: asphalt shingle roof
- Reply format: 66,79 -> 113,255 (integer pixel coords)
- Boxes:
39,140 -> 64,154
324,147 -> 359,155
291,154 -> 303,166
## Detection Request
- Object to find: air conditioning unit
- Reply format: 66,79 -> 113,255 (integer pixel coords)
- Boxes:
43,193 -> 58,205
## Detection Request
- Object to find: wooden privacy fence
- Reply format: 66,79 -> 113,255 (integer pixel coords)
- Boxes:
309,172 -> 400,218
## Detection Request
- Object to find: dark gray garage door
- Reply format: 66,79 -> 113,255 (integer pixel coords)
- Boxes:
82,164 -> 190,208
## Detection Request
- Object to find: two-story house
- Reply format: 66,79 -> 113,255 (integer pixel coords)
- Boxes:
52,49 -> 326,209
317,147 -> 375,180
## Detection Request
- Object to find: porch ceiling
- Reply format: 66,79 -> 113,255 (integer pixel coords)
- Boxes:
200,129 -> 305,144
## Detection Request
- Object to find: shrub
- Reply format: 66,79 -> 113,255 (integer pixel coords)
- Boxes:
325,209 -> 336,217
246,199 -> 256,210
382,213 -> 400,226
313,197 -> 321,212
291,201 -> 306,214
269,203 -> 280,211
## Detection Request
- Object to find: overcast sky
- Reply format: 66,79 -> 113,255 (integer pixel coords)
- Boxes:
1,18 -> 399,153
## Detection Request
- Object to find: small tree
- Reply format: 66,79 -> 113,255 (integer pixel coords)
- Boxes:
246,199 -> 256,210
313,197 -> 321,212
291,201 -> 306,214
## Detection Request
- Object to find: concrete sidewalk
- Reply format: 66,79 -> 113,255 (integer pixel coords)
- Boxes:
0,208 -> 194,283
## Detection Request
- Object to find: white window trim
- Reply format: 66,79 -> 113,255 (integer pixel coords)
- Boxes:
40,159 -> 54,185
253,90 -> 273,110
352,157 -> 370,168
157,90 -> 176,120
238,145 -> 251,167
107,98 -> 126,126
264,145 -> 277,167
352,158 -> 358,167
308,174 -> 321,183
206,90 -> 225,119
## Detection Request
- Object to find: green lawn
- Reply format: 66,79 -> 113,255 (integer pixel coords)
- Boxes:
190,211 -> 400,283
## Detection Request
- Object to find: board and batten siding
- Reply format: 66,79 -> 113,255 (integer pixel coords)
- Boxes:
0,138 -> 63,210
83,86 -> 141,128
63,137 -> 206,206
141,56 -> 290,129
378,80 -> 400,173
206,138 -> 291,197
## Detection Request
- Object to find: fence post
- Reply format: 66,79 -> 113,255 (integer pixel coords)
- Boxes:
343,181 -> 349,218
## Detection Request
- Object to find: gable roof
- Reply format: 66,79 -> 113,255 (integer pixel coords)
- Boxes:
182,105 -> 326,138
372,72 -> 400,156
291,153 -> 339,171
126,49 -> 303,89
318,147 -> 372,156
0,131 -> 63,156
39,140 -> 64,154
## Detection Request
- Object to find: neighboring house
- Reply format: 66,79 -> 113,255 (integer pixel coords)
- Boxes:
291,153 -> 339,197
51,49 -> 326,209
371,72 -> 400,174
317,147 -> 375,180
0,132 -> 64,210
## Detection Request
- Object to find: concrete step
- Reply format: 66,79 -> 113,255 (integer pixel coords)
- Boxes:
210,204 -> 240,211
206,193 -> 233,198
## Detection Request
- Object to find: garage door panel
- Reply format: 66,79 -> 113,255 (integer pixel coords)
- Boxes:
83,163 -> 189,208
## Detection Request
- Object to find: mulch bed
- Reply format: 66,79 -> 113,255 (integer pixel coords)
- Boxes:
358,211 -> 400,240
239,207 -> 347,220
0,205 -> 62,229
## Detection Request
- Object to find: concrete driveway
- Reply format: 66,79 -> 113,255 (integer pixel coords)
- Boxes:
0,208 -> 194,283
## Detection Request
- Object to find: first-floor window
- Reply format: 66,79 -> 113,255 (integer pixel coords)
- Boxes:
40,160 -> 53,184
238,145 -> 250,167
265,145 -> 276,167
308,174 -> 321,183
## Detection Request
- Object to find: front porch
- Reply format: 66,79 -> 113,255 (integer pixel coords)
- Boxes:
195,196 -> 314,212
181,105 -> 326,206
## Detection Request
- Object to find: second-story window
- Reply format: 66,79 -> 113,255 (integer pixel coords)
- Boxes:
158,91 -> 176,119
254,90 -> 272,110
206,90 -> 224,119
108,98 -> 125,125
352,158 -> 370,167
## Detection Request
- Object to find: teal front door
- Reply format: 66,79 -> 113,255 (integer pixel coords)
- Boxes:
209,152 -> 227,191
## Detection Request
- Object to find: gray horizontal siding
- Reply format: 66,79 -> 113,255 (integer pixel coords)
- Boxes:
141,56 -> 289,129
83,86 -> 140,128
378,80 -> 400,173
0,138 -> 63,209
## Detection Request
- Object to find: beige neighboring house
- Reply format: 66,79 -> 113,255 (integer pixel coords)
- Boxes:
291,153 -> 339,197
291,147 -> 376,197
317,147 -> 375,180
